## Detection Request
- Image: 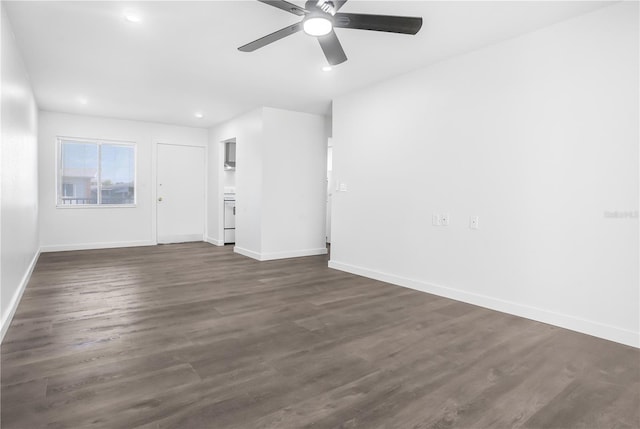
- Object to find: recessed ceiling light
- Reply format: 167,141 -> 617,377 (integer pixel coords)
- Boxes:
194,112 -> 204,119
77,96 -> 88,105
124,10 -> 141,23
303,16 -> 332,37
322,66 -> 332,72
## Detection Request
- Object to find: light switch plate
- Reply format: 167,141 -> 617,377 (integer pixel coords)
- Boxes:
469,216 -> 479,230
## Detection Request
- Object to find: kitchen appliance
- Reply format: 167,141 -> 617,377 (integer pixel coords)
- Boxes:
224,140 -> 236,170
224,193 -> 236,244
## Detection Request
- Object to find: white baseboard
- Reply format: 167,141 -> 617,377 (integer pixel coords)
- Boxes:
233,246 -> 262,260
1,249 -> 40,343
40,240 -> 156,252
157,234 -> 203,244
205,236 -> 224,246
234,246 -> 327,261
328,260 -> 639,349
260,247 -> 328,261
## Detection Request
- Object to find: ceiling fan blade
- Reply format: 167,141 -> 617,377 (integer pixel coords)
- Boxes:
238,23 -> 303,52
334,13 -> 423,35
257,0 -> 307,16
317,30 -> 347,65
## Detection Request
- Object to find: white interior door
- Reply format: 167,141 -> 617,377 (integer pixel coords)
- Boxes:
157,143 -> 205,244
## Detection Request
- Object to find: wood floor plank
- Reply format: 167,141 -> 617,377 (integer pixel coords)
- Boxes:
2,242 -> 638,428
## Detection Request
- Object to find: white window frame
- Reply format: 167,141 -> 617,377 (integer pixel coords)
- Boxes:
56,137 -> 137,208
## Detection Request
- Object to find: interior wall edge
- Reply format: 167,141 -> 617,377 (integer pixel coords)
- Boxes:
1,5 -> 40,342
0,248 -> 40,343
328,259 -> 640,349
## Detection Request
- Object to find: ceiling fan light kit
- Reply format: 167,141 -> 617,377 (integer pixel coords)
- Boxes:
238,0 -> 423,66
303,16 -> 333,37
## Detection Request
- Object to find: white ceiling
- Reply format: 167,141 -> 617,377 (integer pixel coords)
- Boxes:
4,0 -> 613,128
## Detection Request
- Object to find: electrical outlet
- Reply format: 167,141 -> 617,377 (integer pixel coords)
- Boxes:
433,213 -> 450,226
440,213 -> 450,226
469,216 -> 479,230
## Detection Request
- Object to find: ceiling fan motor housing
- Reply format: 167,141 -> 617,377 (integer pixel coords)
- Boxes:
305,1 -> 336,15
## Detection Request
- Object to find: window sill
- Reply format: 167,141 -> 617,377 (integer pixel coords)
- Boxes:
55,204 -> 137,209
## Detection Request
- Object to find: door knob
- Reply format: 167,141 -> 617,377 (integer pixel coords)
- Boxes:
158,197 -> 163,202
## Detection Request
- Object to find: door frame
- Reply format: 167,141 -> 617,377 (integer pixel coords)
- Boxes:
153,142 -> 208,244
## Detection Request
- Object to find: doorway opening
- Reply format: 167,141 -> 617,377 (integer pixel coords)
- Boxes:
221,138 -> 236,245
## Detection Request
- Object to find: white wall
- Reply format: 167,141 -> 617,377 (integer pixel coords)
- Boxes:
330,3 -> 639,347
261,107 -> 327,258
223,169 -> 235,189
208,108 -> 263,249
208,107 -> 328,260
39,111 -> 207,251
1,7 -> 40,339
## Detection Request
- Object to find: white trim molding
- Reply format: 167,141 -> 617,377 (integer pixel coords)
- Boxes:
234,246 -> 328,261
233,246 -> 262,260
260,247 -> 328,261
328,259 -> 640,349
1,249 -> 40,343
205,236 -> 224,246
40,240 -> 156,253
156,234 -> 203,245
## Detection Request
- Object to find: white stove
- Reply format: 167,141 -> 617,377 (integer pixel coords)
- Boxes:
223,192 -> 235,244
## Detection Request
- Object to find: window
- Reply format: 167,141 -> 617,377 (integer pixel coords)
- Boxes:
62,183 -> 76,197
58,138 -> 136,206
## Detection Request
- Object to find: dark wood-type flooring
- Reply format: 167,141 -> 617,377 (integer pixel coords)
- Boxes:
2,243 -> 639,428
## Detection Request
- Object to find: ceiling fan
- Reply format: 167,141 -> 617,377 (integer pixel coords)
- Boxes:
238,0 -> 423,66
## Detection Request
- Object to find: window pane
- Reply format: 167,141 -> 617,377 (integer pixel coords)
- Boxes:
60,141 -> 98,205
100,144 -> 135,205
